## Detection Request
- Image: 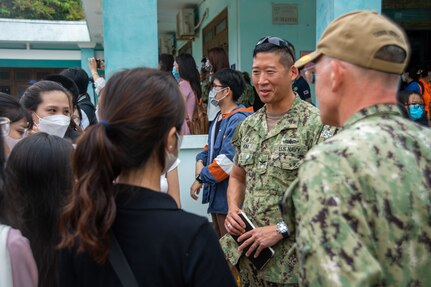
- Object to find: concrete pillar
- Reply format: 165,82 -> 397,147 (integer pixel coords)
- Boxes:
103,0 -> 158,78
316,0 -> 382,41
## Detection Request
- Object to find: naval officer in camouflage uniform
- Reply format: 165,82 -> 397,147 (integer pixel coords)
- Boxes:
220,37 -> 331,286
281,11 -> 431,286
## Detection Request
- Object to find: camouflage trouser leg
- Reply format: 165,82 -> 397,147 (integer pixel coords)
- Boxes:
238,257 -> 298,287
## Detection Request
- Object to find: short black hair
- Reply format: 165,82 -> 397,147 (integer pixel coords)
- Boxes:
253,42 -> 296,69
60,68 -> 89,95
159,54 -> 174,72
212,68 -> 246,102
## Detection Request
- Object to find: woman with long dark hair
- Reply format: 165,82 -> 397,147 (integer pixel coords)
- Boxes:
174,53 -> 202,135
0,123 -> 38,287
2,133 -> 73,287
58,68 -> 235,286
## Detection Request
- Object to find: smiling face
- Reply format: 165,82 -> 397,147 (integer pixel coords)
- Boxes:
251,52 -> 295,107
33,90 -> 70,125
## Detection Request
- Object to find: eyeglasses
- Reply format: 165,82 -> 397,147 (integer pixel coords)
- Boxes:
407,103 -> 424,108
301,63 -> 317,84
256,36 -> 296,61
212,84 -> 226,89
0,117 -> 11,137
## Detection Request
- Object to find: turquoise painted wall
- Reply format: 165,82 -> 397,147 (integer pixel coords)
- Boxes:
103,0 -> 158,78
80,48 -> 97,104
0,59 -> 81,68
238,0 -> 316,75
316,0 -> 382,40
183,0 -> 233,66
189,0 -> 316,75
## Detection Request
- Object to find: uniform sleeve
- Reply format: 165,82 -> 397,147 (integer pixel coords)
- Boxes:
292,159 -> 383,287
185,221 -> 237,287
199,116 -> 245,184
231,121 -> 243,166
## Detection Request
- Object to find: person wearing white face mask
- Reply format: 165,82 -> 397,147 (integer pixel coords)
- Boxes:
57,68 -> 236,287
20,81 -> 76,140
0,93 -> 32,156
191,68 -> 253,239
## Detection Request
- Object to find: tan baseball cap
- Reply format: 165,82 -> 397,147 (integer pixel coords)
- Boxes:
295,11 -> 410,74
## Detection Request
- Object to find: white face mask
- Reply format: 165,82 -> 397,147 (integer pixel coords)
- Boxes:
209,87 -> 228,107
35,114 -> 70,138
162,132 -> 183,175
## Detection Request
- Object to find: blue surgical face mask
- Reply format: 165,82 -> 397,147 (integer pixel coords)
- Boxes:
172,66 -> 180,82
409,104 -> 424,120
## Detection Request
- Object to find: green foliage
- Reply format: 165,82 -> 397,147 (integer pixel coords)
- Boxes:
0,0 -> 85,20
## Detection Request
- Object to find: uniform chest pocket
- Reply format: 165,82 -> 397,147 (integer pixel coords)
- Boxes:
272,144 -> 307,171
238,152 -> 254,167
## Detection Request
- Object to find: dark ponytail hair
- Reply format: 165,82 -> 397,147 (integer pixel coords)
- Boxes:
59,68 -> 185,263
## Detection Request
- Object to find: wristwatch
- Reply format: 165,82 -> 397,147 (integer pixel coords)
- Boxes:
195,173 -> 203,184
276,221 -> 289,239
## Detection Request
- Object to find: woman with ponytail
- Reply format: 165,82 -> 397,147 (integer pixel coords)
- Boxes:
58,68 -> 235,287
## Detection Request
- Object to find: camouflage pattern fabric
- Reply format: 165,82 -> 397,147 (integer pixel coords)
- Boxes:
237,83 -> 255,107
220,95 -> 333,284
201,76 -> 211,104
238,257 -> 299,287
281,104 -> 431,287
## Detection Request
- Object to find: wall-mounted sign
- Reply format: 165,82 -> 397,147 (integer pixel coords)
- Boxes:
272,4 -> 298,25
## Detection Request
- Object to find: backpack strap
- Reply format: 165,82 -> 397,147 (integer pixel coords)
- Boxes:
109,231 -> 139,287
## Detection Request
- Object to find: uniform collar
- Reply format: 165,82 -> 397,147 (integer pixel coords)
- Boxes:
244,94 -> 303,139
343,103 -> 403,129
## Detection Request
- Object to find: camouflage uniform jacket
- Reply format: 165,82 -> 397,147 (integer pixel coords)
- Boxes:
282,104 -> 431,287
220,95 -> 328,284
237,83 -> 255,107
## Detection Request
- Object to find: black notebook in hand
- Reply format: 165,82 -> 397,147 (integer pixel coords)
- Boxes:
231,212 -> 275,270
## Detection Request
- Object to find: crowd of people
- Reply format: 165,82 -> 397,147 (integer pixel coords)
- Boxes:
0,9 -> 430,287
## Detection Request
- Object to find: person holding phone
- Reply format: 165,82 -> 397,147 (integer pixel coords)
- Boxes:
221,37 -> 333,286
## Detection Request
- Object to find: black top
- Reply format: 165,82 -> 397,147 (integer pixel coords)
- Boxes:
292,76 -> 311,101
59,184 -> 236,287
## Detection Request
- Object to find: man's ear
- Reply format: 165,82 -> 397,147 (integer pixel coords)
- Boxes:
330,60 -> 345,92
290,65 -> 299,81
